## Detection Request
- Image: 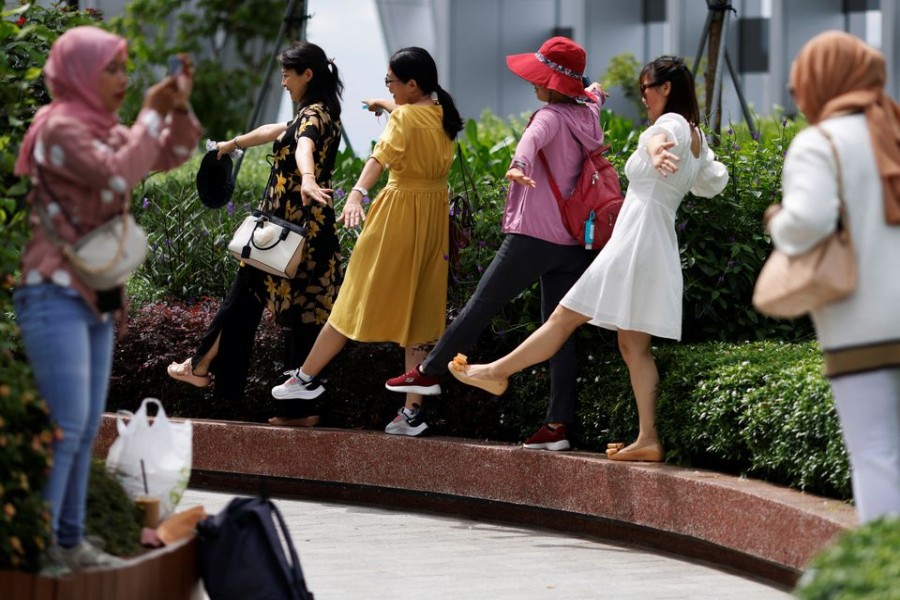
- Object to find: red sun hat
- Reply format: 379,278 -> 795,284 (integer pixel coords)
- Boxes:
506,36 -> 598,103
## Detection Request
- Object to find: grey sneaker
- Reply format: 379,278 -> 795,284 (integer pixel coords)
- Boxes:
60,539 -> 125,569
272,369 -> 325,400
38,545 -> 72,578
384,407 -> 429,437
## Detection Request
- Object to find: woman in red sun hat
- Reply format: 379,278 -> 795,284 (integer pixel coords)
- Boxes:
449,56 -> 730,462
384,36 -> 605,447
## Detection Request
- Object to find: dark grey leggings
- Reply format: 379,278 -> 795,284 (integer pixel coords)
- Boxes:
421,234 -> 594,423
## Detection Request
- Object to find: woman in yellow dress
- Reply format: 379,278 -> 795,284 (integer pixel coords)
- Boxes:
271,46 -> 463,436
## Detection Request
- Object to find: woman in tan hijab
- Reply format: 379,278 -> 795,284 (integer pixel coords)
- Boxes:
766,30 -> 900,523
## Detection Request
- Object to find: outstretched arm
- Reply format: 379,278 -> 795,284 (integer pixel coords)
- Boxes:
217,123 -> 288,157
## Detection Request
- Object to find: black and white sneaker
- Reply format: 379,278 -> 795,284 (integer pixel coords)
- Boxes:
272,369 -> 325,400
384,406 -> 429,437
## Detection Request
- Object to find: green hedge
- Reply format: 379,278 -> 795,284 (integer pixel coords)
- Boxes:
795,516 -> 900,599
107,301 -> 850,500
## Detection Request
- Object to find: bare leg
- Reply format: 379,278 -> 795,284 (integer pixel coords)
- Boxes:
404,345 -> 429,410
300,322 -> 349,376
607,329 -> 663,461
452,305 -> 591,385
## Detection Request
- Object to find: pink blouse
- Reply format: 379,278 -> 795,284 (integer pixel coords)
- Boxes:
19,107 -> 201,314
502,101 -> 605,245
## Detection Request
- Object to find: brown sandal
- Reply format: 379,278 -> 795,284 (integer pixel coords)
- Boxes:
606,442 -> 664,463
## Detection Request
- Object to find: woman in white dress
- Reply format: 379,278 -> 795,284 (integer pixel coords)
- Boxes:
448,56 -> 728,462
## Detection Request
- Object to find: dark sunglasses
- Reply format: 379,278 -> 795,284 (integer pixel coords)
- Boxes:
640,81 -> 662,95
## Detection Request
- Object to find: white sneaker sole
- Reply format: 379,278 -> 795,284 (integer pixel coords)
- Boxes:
384,383 -> 442,395
523,439 -> 571,451
271,383 -> 324,400
384,421 -> 429,436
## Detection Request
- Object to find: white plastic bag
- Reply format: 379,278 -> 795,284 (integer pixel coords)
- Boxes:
106,398 -> 193,519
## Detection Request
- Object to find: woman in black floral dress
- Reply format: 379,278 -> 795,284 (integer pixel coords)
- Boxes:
167,41 -> 342,423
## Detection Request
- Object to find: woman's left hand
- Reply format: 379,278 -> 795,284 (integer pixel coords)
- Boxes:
337,195 -> 366,228
585,82 -> 609,102
301,177 -> 333,207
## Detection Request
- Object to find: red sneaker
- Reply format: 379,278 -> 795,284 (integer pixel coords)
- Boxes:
385,365 -> 442,395
523,424 -> 571,451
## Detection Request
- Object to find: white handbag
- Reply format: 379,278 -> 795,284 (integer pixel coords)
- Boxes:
36,167 -> 149,291
227,209 -> 307,278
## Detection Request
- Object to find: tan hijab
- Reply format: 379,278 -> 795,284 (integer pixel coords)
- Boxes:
790,30 -> 900,224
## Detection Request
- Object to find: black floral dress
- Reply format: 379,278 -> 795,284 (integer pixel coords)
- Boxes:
251,103 -> 343,328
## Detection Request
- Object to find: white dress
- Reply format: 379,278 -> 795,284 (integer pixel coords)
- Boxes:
560,113 -> 728,340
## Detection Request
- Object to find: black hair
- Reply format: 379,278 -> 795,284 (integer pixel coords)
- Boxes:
639,55 -> 700,127
280,41 -> 343,118
389,46 -> 463,140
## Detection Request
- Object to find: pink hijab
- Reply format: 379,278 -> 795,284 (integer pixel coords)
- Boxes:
14,26 -> 127,176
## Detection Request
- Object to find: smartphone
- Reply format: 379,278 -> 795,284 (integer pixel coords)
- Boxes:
167,55 -> 183,77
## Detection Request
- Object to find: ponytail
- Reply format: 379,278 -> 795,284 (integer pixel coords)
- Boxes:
435,85 -> 464,140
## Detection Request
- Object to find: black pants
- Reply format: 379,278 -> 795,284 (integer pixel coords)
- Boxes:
421,234 -> 594,423
192,268 -> 320,402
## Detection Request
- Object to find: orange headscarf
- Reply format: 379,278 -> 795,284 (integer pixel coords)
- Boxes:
790,30 -> 900,224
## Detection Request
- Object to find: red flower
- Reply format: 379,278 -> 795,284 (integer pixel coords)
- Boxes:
17,16 -> 26,26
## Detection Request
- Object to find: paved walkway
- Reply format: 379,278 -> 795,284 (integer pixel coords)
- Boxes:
183,488 -> 792,600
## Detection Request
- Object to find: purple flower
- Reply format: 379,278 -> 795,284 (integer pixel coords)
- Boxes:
499,185 -> 507,194
477,264 -> 484,273
752,131 -> 760,141
677,222 -> 687,232
449,207 -> 455,217
732,143 -> 741,151
717,275 -> 725,284
781,118 -> 788,127
362,195 -> 371,205
478,240 -> 486,248
334,188 -> 346,199
165,238 -> 173,248
226,201 -> 235,216
443,254 -> 449,261
141,197 -> 149,209
727,127 -> 734,136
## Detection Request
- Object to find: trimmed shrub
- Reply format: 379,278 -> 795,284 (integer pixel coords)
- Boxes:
86,460 -> 143,558
794,516 -> 900,599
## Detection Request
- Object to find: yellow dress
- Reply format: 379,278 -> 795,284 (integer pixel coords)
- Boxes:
328,104 -> 454,346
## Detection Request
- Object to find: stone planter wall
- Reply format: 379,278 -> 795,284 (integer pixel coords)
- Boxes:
0,537 -> 200,600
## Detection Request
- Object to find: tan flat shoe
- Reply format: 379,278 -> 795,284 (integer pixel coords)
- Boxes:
606,442 -> 664,463
166,359 -> 210,388
447,354 -> 508,396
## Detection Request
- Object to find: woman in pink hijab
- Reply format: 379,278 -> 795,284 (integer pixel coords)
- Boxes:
13,26 -> 201,575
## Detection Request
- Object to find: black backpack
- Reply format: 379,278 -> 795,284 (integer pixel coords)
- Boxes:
198,496 -> 314,600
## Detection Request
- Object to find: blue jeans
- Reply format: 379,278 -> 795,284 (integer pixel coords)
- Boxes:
14,284 -> 114,546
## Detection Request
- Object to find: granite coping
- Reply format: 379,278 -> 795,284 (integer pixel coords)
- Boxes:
94,415 -> 856,588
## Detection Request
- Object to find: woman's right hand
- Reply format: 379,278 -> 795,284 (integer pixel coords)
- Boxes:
143,77 -> 180,116
362,98 -> 396,116
337,193 -> 366,228
505,167 -> 536,188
